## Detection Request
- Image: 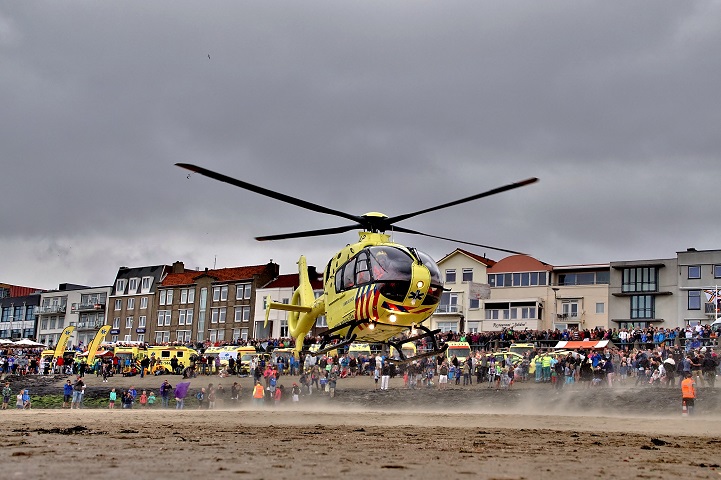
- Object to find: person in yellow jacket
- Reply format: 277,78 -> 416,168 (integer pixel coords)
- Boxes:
681,372 -> 696,415
541,353 -> 552,383
252,381 -> 265,406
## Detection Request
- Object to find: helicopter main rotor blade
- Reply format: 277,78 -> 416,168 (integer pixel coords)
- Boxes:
177,163 -> 362,224
386,177 -> 538,225
256,224 -> 362,242
392,225 -> 527,255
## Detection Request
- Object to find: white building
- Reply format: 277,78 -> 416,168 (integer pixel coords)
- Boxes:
427,249 -> 495,333
36,284 -> 112,348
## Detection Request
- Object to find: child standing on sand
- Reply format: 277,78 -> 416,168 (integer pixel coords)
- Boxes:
109,388 -> 117,409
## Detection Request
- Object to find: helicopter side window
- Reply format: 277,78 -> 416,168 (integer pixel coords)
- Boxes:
355,252 -> 371,285
343,258 -> 356,289
335,266 -> 344,292
416,250 -> 442,285
416,250 -> 444,305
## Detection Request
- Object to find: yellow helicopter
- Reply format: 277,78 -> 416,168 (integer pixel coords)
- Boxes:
177,163 -> 537,362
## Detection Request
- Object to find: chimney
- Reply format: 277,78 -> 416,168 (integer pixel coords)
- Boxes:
172,261 -> 185,274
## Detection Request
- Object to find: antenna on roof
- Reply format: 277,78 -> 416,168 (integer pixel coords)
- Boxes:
213,255 -> 217,269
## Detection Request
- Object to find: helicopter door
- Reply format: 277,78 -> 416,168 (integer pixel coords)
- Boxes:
355,252 -> 371,285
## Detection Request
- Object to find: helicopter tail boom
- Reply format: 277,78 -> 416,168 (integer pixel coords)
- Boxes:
263,256 -> 325,359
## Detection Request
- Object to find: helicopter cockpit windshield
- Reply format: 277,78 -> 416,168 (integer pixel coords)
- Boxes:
414,249 -> 443,305
369,246 -> 412,282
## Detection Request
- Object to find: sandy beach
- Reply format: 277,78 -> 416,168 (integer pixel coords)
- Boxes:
1,372 -> 720,479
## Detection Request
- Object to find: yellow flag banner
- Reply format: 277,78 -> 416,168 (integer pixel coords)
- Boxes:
53,326 -> 75,358
85,326 -> 111,364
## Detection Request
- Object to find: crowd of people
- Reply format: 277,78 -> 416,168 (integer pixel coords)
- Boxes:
0,326 -> 718,413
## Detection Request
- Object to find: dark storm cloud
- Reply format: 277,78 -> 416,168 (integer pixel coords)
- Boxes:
1,1 -> 720,288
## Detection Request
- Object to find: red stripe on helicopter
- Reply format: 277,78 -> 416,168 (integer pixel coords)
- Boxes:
371,286 -> 381,319
381,302 -> 433,315
355,285 -> 373,320
382,301 -> 407,313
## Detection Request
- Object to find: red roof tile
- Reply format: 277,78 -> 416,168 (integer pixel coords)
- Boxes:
161,265 -> 271,287
456,248 -> 497,267
265,273 -> 323,290
488,254 -> 552,273
437,248 -> 497,267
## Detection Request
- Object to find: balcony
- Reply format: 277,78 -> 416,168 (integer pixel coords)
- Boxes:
37,305 -> 67,315
75,320 -> 104,330
436,304 -> 462,314
704,302 -> 721,316
71,303 -> 106,313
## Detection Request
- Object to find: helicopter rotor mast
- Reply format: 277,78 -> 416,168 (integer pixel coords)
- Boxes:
176,163 -> 538,254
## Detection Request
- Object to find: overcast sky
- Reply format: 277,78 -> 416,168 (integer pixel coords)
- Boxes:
2,2 -> 720,290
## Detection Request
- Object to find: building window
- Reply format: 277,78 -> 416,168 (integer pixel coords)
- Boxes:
630,295 -> 654,319
596,302 -> 605,314
445,269 -> 456,283
688,290 -> 701,310
157,310 -> 171,326
115,279 -> 126,294
232,328 -> 241,342
138,316 -> 146,328
125,316 -> 133,328
179,309 -> 193,326
469,298 -> 480,309
235,306 -> 250,322
140,297 -> 148,309
488,272 -> 547,287
113,317 -> 120,329
438,292 -> 459,313
127,298 -> 135,310
209,329 -> 225,343
141,276 -> 152,293
688,266 -> 701,279
436,321 -> 458,333
213,286 -> 228,302
159,290 -> 166,306
462,269 -> 473,282
219,308 -> 226,323
280,319 -> 289,337
166,290 -> 173,305
211,308 -> 219,324
622,267 -> 658,293
236,284 -> 251,300
128,278 -> 139,293
241,328 -> 249,340
114,299 -> 122,311
176,330 -> 191,343
155,331 -> 170,344
137,334 -> 145,343
714,265 -> 721,278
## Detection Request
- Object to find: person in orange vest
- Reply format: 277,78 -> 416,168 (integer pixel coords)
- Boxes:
681,372 -> 696,415
252,381 -> 265,406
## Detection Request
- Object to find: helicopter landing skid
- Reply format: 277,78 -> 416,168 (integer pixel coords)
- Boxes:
386,325 -> 449,364
302,319 -> 368,356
